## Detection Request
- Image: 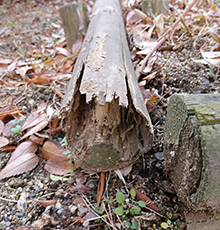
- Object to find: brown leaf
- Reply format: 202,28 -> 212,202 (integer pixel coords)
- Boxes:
22,111 -> 46,131
17,66 -> 33,81
44,160 -> 74,175
2,121 -> 16,136
0,58 -> 12,65
0,136 -> 9,148
41,139 -> 67,162
71,217 -> 85,223
200,43 -> 220,68
44,58 -> 56,66
28,76 -> 56,84
127,185 -> 158,212
0,152 -> 39,180
29,135 -> 45,145
76,178 -> 91,194
0,145 -> 16,153
71,35 -> 83,54
20,120 -> 48,141
56,47 -> 71,57
0,119 -> 4,134
8,140 -> 38,163
14,227 -> 30,230
35,199 -> 57,208
120,164 -> 133,176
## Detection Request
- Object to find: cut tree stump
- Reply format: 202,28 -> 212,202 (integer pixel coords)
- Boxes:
61,0 -> 153,172
59,2 -> 89,49
164,93 -> 220,229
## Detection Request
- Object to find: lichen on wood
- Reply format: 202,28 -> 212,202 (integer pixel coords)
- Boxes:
164,93 -> 220,211
61,0 -> 153,172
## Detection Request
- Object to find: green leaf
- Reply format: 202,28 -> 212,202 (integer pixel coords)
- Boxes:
161,222 -> 169,229
18,117 -> 25,122
131,221 -> 139,229
11,124 -> 22,134
63,150 -> 70,155
131,206 -> 141,215
167,220 -> 172,225
9,119 -> 17,125
94,208 -> 103,215
124,221 -> 131,228
57,137 -> 63,142
116,191 -> 125,204
67,154 -> 72,159
129,208 -> 134,215
137,200 -> 146,207
114,207 -> 124,216
130,188 -> 136,199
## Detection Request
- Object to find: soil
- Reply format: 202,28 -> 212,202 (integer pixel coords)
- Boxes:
0,0 -> 220,230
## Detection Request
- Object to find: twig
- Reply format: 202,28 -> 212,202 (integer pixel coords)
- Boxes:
82,195 -> 117,230
136,0 -> 199,80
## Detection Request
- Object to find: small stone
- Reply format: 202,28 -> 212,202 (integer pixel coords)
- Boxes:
69,205 -> 77,214
0,222 -> 6,230
55,202 -> 62,209
57,209 -> 63,214
8,180 -> 15,187
16,212 -> 24,218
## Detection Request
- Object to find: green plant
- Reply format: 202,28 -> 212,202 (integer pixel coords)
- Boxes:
10,117 -> 25,134
208,65 -> 215,73
113,188 -> 146,228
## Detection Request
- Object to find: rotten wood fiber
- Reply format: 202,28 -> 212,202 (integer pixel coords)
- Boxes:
61,0 -> 153,172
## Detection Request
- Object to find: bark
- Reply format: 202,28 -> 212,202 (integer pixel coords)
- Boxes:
61,0 -> 153,172
164,93 -> 220,211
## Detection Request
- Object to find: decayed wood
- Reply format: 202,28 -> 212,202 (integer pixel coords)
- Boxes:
59,2 -> 88,49
61,0 -> 153,172
164,93 -> 220,211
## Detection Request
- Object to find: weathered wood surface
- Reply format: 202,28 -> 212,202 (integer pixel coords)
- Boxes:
164,93 -> 220,228
59,2 -> 88,49
61,0 -> 153,172
142,0 -> 169,16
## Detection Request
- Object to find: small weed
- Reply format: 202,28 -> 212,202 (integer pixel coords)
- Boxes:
10,117 -> 25,134
208,65 -> 215,73
113,188 -> 145,229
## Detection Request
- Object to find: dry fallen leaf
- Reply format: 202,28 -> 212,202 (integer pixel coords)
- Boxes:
0,119 -> 4,134
8,140 -> 38,163
0,136 -> 9,148
14,227 -> 30,230
20,120 -> 48,141
71,35 -> 83,54
22,112 -> 46,131
200,43 -> 220,68
34,199 -> 57,208
41,139 -> 67,162
0,152 -> 39,180
76,178 -> 92,194
44,160 -> 74,175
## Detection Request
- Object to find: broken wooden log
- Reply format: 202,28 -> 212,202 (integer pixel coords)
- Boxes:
164,93 -> 220,228
61,0 -> 153,172
59,2 -> 89,49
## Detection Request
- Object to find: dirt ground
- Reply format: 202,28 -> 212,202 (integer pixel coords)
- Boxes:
0,0 -> 220,229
